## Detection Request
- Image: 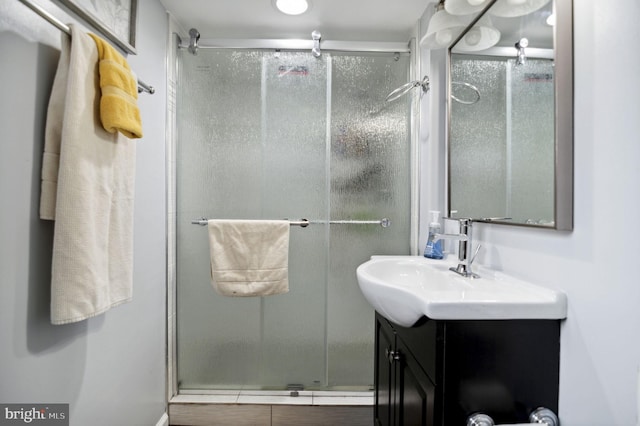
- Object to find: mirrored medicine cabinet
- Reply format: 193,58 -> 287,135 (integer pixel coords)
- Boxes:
446,0 -> 573,230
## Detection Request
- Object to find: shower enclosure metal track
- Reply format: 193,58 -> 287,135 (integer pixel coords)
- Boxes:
190,218 -> 392,228
178,37 -> 411,54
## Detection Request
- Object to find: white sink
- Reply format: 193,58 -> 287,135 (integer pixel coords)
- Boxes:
356,255 -> 567,327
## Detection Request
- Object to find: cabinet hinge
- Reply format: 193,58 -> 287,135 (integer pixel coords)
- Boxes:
385,347 -> 402,363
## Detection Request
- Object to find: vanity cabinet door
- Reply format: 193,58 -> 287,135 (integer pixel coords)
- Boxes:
375,316 -> 395,426
396,337 -> 436,426
375,314 -> 436,426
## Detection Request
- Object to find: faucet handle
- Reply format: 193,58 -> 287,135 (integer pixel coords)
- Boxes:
470,244 -> 482,266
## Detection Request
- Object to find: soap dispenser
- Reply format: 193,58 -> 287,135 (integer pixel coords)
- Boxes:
424,210 -> 443,259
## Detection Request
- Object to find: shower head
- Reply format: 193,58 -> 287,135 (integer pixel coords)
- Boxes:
385,76 -> 430,103
386,76 -> 480,105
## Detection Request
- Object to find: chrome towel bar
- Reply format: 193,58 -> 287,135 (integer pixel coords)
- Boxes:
191,218 -> 391,228
17,0 -> 155,94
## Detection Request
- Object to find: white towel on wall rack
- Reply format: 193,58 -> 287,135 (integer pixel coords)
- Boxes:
41,25 -> 136,324
207,220 -> 290,297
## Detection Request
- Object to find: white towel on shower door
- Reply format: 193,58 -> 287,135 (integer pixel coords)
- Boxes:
207,220 -> 290,297
41,25 -> 136,324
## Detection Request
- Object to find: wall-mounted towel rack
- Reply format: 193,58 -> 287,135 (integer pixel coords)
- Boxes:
191,218 -> 392,228
17,0 -> 155,95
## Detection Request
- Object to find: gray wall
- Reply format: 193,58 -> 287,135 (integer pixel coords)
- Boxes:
0,0 -> 167,425
421,0 -> 640,424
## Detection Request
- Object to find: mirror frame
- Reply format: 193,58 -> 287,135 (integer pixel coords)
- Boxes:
446,0 -> 573,230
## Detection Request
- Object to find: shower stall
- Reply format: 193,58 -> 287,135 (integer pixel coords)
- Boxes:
169,38 -> 416,394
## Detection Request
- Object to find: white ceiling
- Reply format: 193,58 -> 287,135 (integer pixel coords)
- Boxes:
159,0 -> 432,42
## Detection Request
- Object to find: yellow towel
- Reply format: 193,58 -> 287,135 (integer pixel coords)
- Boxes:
88,33 -> 143,139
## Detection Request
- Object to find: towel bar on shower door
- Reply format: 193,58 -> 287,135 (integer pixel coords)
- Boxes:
190,218 -> 392,228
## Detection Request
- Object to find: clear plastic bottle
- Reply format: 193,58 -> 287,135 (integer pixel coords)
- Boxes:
424,210 -> 443,259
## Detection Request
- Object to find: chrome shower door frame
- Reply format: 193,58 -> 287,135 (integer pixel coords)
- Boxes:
165,29 -> 421,400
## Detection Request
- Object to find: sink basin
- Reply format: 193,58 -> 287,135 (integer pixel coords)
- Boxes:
356,256 -> 567,327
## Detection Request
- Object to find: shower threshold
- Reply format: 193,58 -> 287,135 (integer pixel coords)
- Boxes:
172,388 -> 373,406
168,389 -> 374,425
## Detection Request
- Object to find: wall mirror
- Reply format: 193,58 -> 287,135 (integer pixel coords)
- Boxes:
446,0 -> 573,230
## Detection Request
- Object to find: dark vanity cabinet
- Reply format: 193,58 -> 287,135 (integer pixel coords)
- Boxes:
375,314 -> 436,425
374,312 -> 560,425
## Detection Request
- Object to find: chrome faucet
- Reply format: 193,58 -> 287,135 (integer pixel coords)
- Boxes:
435,218 -> 480,278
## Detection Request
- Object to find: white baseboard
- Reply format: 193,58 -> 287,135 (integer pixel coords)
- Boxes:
156,412 -> 169,426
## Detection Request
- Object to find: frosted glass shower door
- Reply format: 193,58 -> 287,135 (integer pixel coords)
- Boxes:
327,53 -> 412,386
258,53 -> 330,388
176,50 -> 269,390
175,49 -> 411,391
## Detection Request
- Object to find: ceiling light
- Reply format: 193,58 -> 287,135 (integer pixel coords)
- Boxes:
445,0 -> 492,16
489,0 -> 551,18
453,15 -> 500,52
275,0 -> 309,15
420,2 -> 469,49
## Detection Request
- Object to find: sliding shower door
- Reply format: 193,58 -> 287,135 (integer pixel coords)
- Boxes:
175,48 -> 411,390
